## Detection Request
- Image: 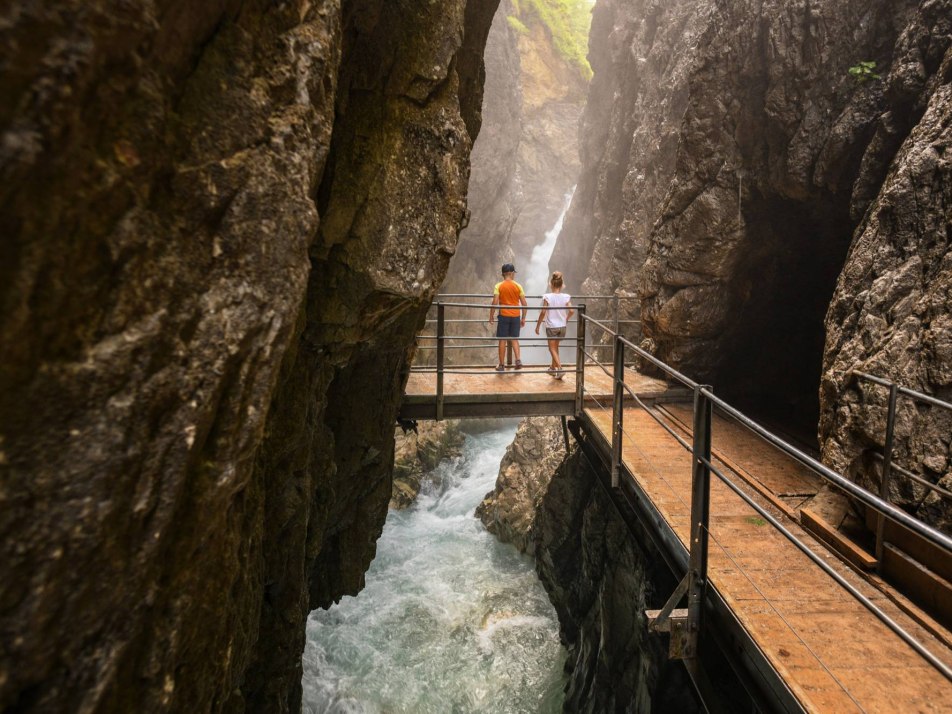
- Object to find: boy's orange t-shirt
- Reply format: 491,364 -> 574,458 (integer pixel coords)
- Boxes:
494,280 -> 525,317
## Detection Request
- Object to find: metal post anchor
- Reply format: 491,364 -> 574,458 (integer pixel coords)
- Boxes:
575,305 -> 586,416
611,334 -> 625,488
436,303 -> 445,421
646,385 -> 713,661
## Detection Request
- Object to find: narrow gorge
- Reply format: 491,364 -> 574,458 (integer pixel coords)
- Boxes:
1,0 -> 950,711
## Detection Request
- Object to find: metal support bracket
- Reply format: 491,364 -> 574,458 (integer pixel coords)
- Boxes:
646,572 -> 695,659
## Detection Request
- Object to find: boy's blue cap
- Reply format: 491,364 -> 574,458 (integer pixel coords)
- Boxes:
501,263 -> 516,274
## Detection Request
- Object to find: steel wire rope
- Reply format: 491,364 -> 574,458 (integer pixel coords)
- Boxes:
700,523 -> 869,713
409,362 -> 579,371
619,387 -> 693,453
581,349 -> 614,380
418,335 -> 569,342
604,400 -> 693,514
617,417 -> 694,515
701,388 -> 952,553
698,453 -> 952,682
585,391 -> 614,417
418,368 -> 573,376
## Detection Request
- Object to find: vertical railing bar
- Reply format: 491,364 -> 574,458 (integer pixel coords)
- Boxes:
686,385 -> 713,658
436,303 -> 445,421
575,305 -> 587,415
612,293 -> 620,336
611,334 -> 625,488
876,382 -> 898,570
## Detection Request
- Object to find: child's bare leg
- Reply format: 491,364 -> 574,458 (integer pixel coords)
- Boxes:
549,339 -> 562,369
512,339 -> 521,361
498,340 -> 506,366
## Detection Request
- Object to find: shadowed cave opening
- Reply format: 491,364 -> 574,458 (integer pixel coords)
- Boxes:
712,190 -> 856,446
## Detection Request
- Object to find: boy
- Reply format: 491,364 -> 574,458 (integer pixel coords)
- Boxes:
488,263 -> 527,371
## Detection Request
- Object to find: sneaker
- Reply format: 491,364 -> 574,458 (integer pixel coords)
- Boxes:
515,360 -> 523,370
495,364 -> 505,372
554,370 -> 564,380
547,367 -> 556,375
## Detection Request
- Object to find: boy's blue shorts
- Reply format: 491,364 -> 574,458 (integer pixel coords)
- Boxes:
496,315 -> 521,338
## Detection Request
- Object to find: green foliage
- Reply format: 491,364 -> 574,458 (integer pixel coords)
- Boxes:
746,516 -> 767,527
848,60 -> 881,83
513,0 -> 593,81
507,15 -> 530,35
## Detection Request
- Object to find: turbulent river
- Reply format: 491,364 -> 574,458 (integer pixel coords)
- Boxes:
301,423 -> 567,713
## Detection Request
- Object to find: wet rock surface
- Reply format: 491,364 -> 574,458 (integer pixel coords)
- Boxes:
0,0 -> 498,710
391,421 -> 465,509
551,0 -> 941,433
475,417 -> 568,554
533,449 -> 699,712
821,1 -> 952,528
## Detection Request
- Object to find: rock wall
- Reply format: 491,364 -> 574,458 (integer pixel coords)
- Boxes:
821,1 -> 952,528
533,449 -> 699,712
476,417 -> 568,553
0,0 -> 498,711
552,0 -> 937,432
442,0 -> 588,299
391,421 -> 465,509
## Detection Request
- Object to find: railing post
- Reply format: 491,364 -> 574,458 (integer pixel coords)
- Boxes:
685,385 -> 713,659
612,294 -> 620,336
575,304 -> 586,415
436,303 -> 445,421
876,382 -> 898,570
611,334 -> 625,488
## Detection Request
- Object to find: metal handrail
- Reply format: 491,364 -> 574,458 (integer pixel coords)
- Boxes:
430,301 -> 579,309
856,371 -> 952,412
869,453 -> 952,500
570,323 -> 952,681
434,293 -> 638,300
853,370 -> 952,566
696,384 -> 952,554
616,333 -> 697,390
417,334 -> 578,342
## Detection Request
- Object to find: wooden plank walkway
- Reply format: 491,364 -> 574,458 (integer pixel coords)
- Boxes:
400,365 -> 670,419
584,405 -> 952,713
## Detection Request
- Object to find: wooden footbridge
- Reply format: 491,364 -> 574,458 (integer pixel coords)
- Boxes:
401,297 -> 952,713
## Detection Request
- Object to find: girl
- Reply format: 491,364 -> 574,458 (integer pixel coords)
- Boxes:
534,271 -> 574,379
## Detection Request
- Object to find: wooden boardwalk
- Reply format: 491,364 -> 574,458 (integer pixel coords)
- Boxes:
584,405 -> 952,713
400,365 -> 670,419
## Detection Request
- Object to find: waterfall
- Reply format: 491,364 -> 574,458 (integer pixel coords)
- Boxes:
525,188 -> 575,296
522,188 -> 576,366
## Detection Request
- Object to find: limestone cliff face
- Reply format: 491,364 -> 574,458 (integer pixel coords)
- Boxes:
476,417 -> 568,553
391,421 -> 464,509
443,0 -> 588,298
552,0 -> 936,431
0,0 -> 497,711
533,450 -> 699,712
821,1 -> 952,529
